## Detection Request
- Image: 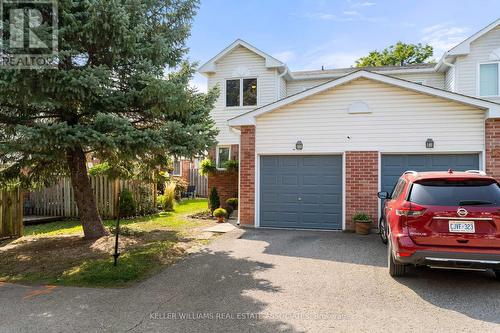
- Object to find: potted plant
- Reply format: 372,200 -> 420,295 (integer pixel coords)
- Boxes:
213,207 -> 227,223
353,212 -> 372,235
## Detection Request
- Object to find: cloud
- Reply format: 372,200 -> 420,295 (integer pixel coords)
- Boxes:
189,73 -> 207,93
343,10 -> 360,16
298,9 -> 384,23
351,1 -> 376,7
420,23 -> 469,58
272,50 -> 296,63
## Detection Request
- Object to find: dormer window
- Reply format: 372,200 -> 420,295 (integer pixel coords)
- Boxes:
226,78 -> 257,107
479,62 -> 499,97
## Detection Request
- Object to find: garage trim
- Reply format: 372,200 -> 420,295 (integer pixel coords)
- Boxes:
255,152 -> 346,230
377,151 -> 484,220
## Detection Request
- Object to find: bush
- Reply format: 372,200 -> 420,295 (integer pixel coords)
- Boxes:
226,198 -> 238,210
353,212 -> 371,222
119,188 -> 136,217
160,182 -> 176,211
223,160 -> 239,173
200,159 -> 217,176
224,205 -> 234,218
213,207 -> 227,218
171,176 -> 188,200
209,187 -> 220,213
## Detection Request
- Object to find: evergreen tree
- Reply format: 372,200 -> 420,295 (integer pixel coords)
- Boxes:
0,0 -> 218,238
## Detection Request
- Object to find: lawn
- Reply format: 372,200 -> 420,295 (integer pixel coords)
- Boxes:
0,199 -> 218,287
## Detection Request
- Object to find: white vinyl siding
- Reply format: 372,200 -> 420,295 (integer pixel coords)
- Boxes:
207,45 -> 279,144
279,76 -> 287,99
391,72 -> 445,89
445,66 -> 455,92
286,79 -> 330,96
454,26 -> 500,103
256,78 -> 485,154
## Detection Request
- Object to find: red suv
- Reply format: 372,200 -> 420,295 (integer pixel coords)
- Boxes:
378,170 -> 500,278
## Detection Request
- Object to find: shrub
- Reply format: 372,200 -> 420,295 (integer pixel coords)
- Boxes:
209,187 -> 220,213
161,182 -> 176,211
223,160 -> 239,173
353,212 -> 371,222
200,159 -> 217,176
224,205 -> 234,218
213,207 -> 227,218
171,176 -> 188,200
119,188 -> 136,217
226,198 -> 238,210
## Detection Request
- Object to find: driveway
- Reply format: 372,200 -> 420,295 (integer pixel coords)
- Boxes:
1,228 -> 500,332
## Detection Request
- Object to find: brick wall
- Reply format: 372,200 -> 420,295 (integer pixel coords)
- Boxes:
207,145 -> 239,206
486,119 -> 500,180
345,151 -> 379,230
239,126 -> 255,226
181,159 -> 191,184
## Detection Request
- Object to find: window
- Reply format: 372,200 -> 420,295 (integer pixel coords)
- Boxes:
225,78 -> 257,107
217,146 -> 230,169
172,159 -> 181,176
479,63 -> 499,96
409,179 -> 500,206
390,179 -> 406,200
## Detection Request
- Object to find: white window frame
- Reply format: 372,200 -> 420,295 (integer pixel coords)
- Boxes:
225,77 -> 258,108
477,61 -> 500,97
216,146 -> 231,170
172,159 -> 182,176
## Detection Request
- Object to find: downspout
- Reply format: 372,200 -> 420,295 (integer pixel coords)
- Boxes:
276,67 -> 288,100
442,52 -> 456,92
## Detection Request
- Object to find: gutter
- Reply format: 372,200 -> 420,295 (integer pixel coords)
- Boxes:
276,66 -> 288,98
441,52 -> 456,92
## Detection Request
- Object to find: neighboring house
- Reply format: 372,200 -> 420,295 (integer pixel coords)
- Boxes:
198,18 -> 500,230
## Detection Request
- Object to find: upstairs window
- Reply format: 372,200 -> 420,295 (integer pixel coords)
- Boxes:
479,63 -> 499,96
226,78 -> 257,107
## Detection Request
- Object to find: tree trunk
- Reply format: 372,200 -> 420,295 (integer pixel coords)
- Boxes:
66,147 -> 108,239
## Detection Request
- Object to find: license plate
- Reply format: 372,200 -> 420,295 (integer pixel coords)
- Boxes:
449,221 -> 475,233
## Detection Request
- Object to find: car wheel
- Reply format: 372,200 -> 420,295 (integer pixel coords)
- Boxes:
493,269 -> 500,280
379,216 -> 388,244
388,237 -> 406,277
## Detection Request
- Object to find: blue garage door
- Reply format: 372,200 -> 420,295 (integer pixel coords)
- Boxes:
380,154 -> 480,195
260,155 -> 343,230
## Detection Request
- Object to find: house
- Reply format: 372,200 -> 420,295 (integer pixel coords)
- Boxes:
198,18 -> 500,231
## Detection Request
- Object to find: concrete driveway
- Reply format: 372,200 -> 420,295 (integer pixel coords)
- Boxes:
1,228 -> 500,332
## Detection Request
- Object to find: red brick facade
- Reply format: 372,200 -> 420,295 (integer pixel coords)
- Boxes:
486,118 -> 500,180
345,151 -> 379,230
207,145 -> 239,206
180,160 -> 191,184
239,126 -> 255,226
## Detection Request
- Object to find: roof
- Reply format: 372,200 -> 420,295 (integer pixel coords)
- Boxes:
291,63 -> 436,80
448,18 -> 500,56
198,39 -> 285,74
228,70 -> 500,126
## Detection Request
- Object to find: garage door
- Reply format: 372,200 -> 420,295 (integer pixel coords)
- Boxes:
380,154 -> 480,195
260,155 -> 342,230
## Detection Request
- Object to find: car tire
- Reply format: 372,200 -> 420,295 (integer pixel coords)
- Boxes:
379,217 -> 388,244
388,237 -> 406,277
493,269 -> 500,280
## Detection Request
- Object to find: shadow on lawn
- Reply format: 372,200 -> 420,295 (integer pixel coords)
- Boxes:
123,249 -> 305,333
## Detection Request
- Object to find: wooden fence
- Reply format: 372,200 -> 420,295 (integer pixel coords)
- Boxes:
189,168 -> 208,197
0,188 -> 23,238
24,175 -> 156,219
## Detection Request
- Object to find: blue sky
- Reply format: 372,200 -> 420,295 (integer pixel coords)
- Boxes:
187,0 -> 499,91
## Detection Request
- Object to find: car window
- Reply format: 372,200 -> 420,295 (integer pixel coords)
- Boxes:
409,179 -> 500,206
390,179 -> 406,200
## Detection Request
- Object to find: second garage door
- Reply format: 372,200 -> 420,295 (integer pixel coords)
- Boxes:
380,154 -> 480,194
260,155 -> 342,230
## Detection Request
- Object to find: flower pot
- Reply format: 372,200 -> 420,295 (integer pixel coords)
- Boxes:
217,216 -> 224,223
355,220 -> 372,235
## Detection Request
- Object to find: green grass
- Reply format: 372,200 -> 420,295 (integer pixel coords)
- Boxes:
24,198 -> 208,237
1,199 -> 213,287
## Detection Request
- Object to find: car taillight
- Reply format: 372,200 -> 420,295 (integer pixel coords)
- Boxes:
395,201 -> 426,217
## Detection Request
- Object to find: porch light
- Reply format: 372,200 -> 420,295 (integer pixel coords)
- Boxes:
426,138 -> 434,149
295,141 -> 303,150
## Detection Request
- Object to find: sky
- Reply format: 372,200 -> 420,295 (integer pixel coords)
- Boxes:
187,0 -> 500,92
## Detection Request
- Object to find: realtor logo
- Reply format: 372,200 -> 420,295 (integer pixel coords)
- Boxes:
0,0 -> 58,68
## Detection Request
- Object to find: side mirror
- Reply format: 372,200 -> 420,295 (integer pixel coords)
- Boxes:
377,191 -> 390,200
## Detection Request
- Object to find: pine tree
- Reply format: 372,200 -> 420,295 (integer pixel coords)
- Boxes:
209,187 -> 220,213
0,0 -> 218,239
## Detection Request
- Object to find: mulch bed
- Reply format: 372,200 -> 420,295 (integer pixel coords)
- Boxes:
188,210 -> 215,220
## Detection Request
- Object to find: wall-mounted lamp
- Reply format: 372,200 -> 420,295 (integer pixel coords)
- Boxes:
295,140 -> 303,150
426,138 -> 434,149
